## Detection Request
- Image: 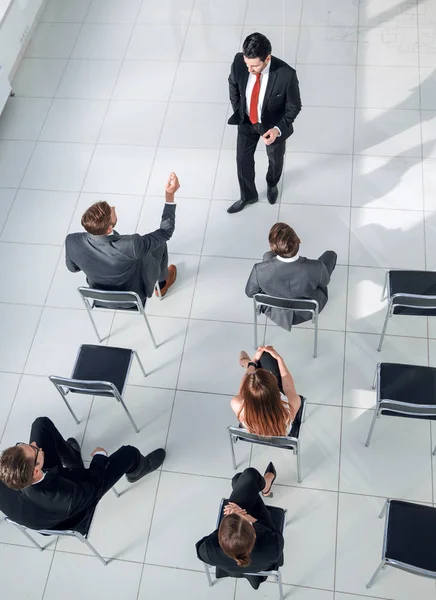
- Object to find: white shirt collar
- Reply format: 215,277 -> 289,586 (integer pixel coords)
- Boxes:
32,472 -> 46,485
276,253 -> 300,263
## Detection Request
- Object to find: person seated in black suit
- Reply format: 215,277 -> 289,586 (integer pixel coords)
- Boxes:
196,466 -> 283,590
65,172 -> 180,302
245,222 -> 337,331
231,345 -> 301,437
0,417 -> 165,532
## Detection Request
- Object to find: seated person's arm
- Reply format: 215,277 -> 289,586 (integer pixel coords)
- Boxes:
230,395 -> 243,421
245,265 -> 262,298
133,173 -> 179,258
65,243 -> 81,273
318,261 -> 331,287
262,346 -> 301,420
65,451 -> 108,518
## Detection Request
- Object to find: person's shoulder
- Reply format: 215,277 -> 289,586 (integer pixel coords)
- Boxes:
233,51 -> 244,63
65,231 -> 86,245
272,55 -> 296,75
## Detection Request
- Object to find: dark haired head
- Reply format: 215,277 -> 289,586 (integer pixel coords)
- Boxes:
218,513 -> 256,567
242,32 -> 272,62
268,222 -> 300,258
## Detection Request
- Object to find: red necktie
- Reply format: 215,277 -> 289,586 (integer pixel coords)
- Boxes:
249,72 -> 262,124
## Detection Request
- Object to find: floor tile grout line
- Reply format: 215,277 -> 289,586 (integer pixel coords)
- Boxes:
332,6 -> 360,596
132,5 -> 199,599
0,0 -> 93,453
416,0 -> 435,507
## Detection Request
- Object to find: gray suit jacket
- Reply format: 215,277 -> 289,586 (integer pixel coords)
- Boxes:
65,203 -> 176,302
245,252 -> 331,331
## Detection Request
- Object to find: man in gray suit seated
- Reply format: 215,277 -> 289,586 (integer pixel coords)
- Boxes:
245,222 -> 337,331
65,173 -> 180,303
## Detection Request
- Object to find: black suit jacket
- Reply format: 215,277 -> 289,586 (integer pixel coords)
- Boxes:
196,519 -> 284,589
65,203 -> 176,303
0,454 -> 107,532
228,53 -> 301,140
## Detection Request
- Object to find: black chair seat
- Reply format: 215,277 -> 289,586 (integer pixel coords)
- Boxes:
389,271 -> 436,316
71,345 -> 133,396
386,500 -> 436,572
379,364 -> 436,417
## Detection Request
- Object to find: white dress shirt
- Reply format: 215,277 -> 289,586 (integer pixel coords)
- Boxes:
276,253 -> 300,263
245,61 -> 281,135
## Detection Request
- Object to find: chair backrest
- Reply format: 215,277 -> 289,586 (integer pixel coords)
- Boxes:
5,517 -> 83,539
254,293 -> 319,315
391,293 -> 436,311
380,400 -> 436,418
228,426 -> 298,450
78,287 -> 143,312
49,375 -> 119,398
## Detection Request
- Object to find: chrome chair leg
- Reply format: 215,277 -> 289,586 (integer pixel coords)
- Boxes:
379,499 -> 389,519
119,396 -> 140,433
58,387 -> 80,425
9,521 -> 44,550
365,407 -> 379,447
78,533 -> 108,566
377,303 -> 392,352
366,560 -> 387,589
296,442 -> 302,484
143,313 -> 158,349
254,301 -> 258,349
112,486 -> 120,498
134,350 -> 148,378
203,562 -> 213,587
313,311 -> 319,358
155,281 -> 163,302
372,366 -> 378,390
277,570 -> 284,600
228,430 -> 237,470
82,298 -> 103,342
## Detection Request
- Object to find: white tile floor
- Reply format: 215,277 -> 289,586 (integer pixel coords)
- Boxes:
0,0 -> 435,598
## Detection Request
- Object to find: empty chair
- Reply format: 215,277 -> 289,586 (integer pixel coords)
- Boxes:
253,294 -> 319,357
202,498 -> 287,600
228,397 -> 306,484
378,270 -> 436,351
365,363 -> 436,452
49,344 -> 147,433
78,287 -> 158,348
367,499 -> 436,589
6,502 -> 108,565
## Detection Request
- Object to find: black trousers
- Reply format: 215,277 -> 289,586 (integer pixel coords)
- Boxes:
237,122 -> 286,201
229,468 -> 275,530
30,417 -> 141,498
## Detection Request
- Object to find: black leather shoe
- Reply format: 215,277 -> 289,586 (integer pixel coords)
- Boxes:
126,448 -> 166,483
267,186 -> 278,204
64,438 -> 84,468
227,198 -> 258,214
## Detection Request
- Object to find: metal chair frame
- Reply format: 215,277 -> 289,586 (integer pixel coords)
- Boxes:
78,287 -> 158,349
367,499 -> 436,588
202,498 -> 288,600
5,504 -> 112,566
378,271 -> 436,352
228,399 -> 307,484
365,363 -> 436,454
253,294 -> 319,358
49,345 -> 147,433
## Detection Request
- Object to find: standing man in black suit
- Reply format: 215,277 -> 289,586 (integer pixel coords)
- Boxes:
227,32 -> 301,214
0,417 -> 165,532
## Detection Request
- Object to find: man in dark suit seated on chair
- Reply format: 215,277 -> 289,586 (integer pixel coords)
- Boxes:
0,417 -> 165,532
65,173 -> 180,302
245,222 -> 337,331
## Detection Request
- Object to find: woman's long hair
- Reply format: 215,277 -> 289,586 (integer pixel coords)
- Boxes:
218,513 -> 256,567
239,368 -> 291,436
